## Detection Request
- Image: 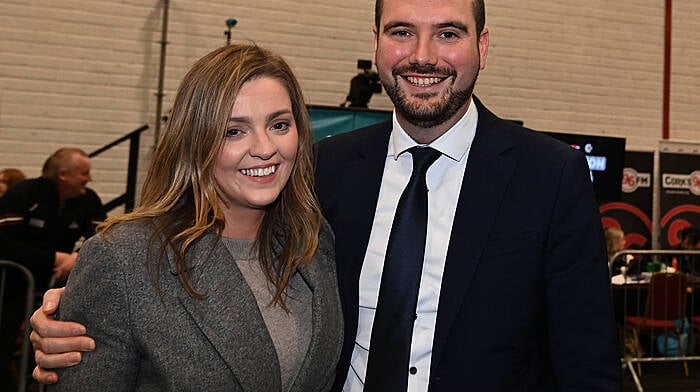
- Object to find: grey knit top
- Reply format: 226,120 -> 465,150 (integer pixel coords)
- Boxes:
222,237 -> 313,392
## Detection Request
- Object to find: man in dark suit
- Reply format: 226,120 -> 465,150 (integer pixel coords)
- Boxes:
28,0 -> 620,390
315,0 -> 619,390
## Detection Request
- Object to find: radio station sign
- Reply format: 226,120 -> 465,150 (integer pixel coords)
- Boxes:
659,152 -> 700,249
600,151 -> 653,249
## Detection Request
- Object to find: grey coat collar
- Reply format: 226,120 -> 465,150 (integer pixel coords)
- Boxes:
164,227 -> 340,392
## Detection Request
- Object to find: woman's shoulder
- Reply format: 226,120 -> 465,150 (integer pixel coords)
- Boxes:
305,217 -> 336,281
318,217 -> 335,255
71,220 -> 156,288
84,219 -> 154,253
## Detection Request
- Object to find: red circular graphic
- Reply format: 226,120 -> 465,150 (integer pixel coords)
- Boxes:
599,202 -> 652,249
660,204 -> 700,248
622,168 -> 638,193
691,170 -> 700,196
667,219 -> 691,247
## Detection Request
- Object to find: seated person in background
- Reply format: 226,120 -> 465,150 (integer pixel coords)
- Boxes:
672,227 -> 700,275
0,147 -> 106,288
0,147 -> 105,388
605,227 -> 633,275
0,168 -> 26,197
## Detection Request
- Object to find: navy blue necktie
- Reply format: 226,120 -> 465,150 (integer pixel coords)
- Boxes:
364,146 -> 441,391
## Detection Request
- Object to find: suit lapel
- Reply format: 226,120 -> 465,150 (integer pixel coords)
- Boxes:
430,101 -> 518,374
287,230 -> 343,392
332,124 -> 391,331
336,123 -> 391,274
169,234 -> 281,391
289,261 -> 324,392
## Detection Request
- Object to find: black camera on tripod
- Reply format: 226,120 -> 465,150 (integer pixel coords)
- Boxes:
342,60 -> 382,108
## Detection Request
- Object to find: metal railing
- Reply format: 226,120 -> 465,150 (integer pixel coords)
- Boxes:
610,249 -> 700,392
0,260 -> 35,392
88,124 -> 149,213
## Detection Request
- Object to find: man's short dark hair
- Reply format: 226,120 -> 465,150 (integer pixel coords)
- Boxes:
374,0 -> 486,36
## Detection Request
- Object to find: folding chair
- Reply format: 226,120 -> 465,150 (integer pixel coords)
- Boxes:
625,272 -> 689,376
0,260 -> 36,392
692,316 -> 700,349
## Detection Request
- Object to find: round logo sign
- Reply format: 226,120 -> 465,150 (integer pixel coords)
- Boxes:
622,167 -> 638,193
691,170 -> 700,196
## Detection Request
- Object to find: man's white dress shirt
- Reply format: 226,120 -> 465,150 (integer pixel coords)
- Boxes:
343,98 -> 478,391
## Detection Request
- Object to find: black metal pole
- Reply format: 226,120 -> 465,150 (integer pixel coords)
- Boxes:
154,0 -> 170,144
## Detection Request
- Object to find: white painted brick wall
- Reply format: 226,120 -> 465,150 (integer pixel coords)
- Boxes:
1,0 -> 698,210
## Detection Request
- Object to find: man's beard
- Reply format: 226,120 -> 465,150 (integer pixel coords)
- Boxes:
382,64 -> 477,129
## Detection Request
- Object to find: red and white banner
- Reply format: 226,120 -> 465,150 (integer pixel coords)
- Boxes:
599,151 -> 654,249
658,152 -> 700,248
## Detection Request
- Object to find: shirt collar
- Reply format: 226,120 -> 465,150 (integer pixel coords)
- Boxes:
388,96 -> 478,162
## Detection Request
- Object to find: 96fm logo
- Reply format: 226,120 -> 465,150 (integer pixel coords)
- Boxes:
621,167 -> 651,194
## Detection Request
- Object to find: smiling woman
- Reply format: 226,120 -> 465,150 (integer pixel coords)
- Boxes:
214,77 -> 300,239
33,44 -> 343,392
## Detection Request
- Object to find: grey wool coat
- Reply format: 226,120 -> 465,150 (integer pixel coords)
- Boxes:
48,219 -> 343,392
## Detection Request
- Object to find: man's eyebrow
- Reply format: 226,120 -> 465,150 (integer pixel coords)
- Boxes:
436,21 -> 469,33
382,21 -> 414,33
382,21 -> 471,34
